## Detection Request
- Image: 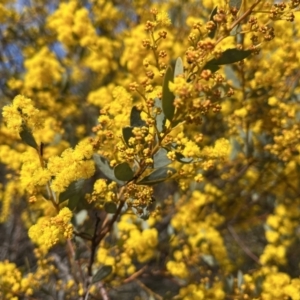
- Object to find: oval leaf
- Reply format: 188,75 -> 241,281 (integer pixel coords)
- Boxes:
92,265 -> 113,283
104,201 -> 117,214
208,6 -> 218,39
174,57 -> 184,79
68,194 -> 81,210
153,148 -> 172,168
203,63 -> 220,73
59,178 -> 85,203
230,0 -> 242,10
114,162 -> 134,181
19,125 -> 38,150
175,152 -> 193,164
162,66 -> 175,121
154,98 -> 166,133
237,270 -> 244,288
130,106 -> 146,127
205,48 -> 252,67
93,154 -> 124,185
137,167 -> 176,185
122,126 -> 135,147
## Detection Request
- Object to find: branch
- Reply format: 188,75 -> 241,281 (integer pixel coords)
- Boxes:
227,225 -> 262,265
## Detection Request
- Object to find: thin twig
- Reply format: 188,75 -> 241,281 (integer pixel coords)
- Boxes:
227,225 -> 262,265
123,266 -> 147,284
87,214 -> 101,276
136,279 -> 163,300
98,282 -> 110,300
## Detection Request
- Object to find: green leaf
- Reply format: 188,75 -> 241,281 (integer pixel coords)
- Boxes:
92,265 -> 113,283
104,202 -> 117,214
137,167 -> 176,185
154,98 -> 166,133
19,125 -> 38,150
230,0 -> 242,10
59,179 -> 85,203
224,65 -> 241,88
122,126 -> 135,147
174,57 -> 184,79
205,48 -> 252,67
202,254 -> 216,267
237,270 -> 244,288
93,154 -> 124,185
162,66 -> 175,121
133,207 -> 150,220
130,106 -> 146,127
208,6 -> 218,39
175,152 -> 193,164
68,194 -> 81,210
225,275 -> 235,293
74,210 -> 88,226
203,63 -> 220,73
114,162 -> 134,181
229,137 -> 242,161
153,148 -> 172,168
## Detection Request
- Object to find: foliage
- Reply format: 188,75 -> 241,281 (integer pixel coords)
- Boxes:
0,0 -> 300,299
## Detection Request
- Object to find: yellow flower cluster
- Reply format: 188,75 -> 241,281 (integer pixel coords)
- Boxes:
166,260 -> 189,279
86,179 -> 116,207
89,86 -> 133,157
47,1 -> 118,77
2,95 -> 43,135
47,140 -> 95,194
259,267 -> 300,300
156,11 -> 171,26
0,260 -> 38,299
28,207 -> 73,253
23,47 -> 63,91
20,150 -> 51,195
0,179 -> 24,223
179,282 -> 225,300
260,203 -> 299,265
118,215 -> 158,263
97,247 -> 135,278
171,188 -> 231,272
47,1 -> 94,48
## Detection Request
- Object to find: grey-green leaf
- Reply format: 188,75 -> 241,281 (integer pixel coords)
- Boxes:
137,167 -> 176,185
203,63 -> 220,73
174,57 -> 184,79
202,254 -> 216,267
208,6 -> 218,39
19,125 -> 38,150
162,66 -> 175,121
92,265 -> 113,283
122,126 -> 135,147
68,194 -> 81,210
237,270 -> 244,288
114,162 -> 134,181
130,106 -> 146,127
205,48 -> 252,66
225,275 -> 235,293
59,179 -> 85,203
154,98 -> 166,133
153,148 -> 172,168
104,202 -> 117,214
230,0 -> 242,10
93,154 -> 124,185
175,152 -> 193,164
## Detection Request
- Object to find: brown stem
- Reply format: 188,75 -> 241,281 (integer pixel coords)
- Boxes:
215,0 -> 263,46
227,225 -> 262,265
87,214 -> 101,277
123,266 -> 147,283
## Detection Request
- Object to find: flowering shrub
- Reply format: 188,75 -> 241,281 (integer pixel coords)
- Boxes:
1,0 -> 300,299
